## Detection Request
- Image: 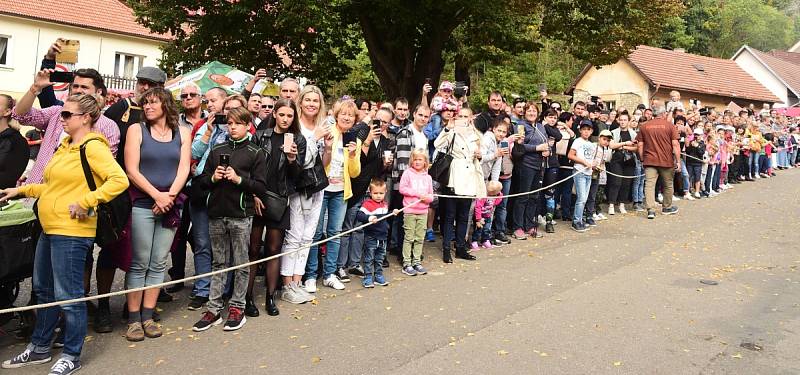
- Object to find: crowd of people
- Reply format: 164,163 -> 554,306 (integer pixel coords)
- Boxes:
0,40 -> 799,375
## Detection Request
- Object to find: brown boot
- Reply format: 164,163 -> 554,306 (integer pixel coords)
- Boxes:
125,322 -> 144,342
142,319 -> 162,338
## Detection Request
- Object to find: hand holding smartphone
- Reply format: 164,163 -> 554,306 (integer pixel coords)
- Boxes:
219,153 -> 231,168
283,133 -> 294,153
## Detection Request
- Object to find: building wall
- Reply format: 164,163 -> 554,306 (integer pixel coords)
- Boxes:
650,90 -> 770,114
572,60 -> 650,110
733,50 -> 791,108
0,15 -> 164,98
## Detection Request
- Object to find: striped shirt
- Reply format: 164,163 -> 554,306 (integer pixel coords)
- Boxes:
13,105 -> 120,185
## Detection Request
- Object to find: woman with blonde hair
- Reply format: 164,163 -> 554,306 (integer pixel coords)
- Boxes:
0,94 -> 128,373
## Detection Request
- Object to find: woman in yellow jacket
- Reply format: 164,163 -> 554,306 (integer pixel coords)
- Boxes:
745,122 -> 764,180
0,94 -> 128,373
306,99 -> 361,291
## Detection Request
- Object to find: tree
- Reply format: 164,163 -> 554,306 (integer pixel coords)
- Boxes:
129,0 -> 682,104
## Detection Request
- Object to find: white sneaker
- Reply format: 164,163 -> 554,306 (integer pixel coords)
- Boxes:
686,194 -> 695,201
694,192 -> 701,199
597,213 -> 608,220
618,204 -> 627,214
608,205 -> 615,215
673,195 -> 681,201
657,193 -> 663,203
592,213 -> 600,222
323,275 -> 345,290
709,191 -> 719,197
304,279 -> 317,293
281,285 -> 307,304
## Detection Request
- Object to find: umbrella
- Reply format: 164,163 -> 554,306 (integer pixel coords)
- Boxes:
164,61 -> 279,99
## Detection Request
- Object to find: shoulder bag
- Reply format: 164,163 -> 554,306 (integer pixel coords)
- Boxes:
80,139 -> 132,247
429,130 -> 455,185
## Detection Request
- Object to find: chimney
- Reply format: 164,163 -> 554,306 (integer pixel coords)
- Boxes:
674,48 -> 686,53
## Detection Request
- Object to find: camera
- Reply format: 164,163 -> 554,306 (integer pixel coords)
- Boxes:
698,107 -> 710,116
454,81 -> 467,99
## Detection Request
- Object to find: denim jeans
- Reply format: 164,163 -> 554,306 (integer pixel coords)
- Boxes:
363,236 -> 387,278
189,201 -> 212,297
586,178 -> 599,215
29,234 -> 93,361
512,167 -> 543,231
556,168 -> 574,219
492,178 -> 511,236
207,217 -> 252,314
440,196 -> 471,251
748,152 -> 760,177
127,207 -> 177,289
338,195 -> 365,270
307,191 -> 347,280
632,159 -> 645,203
680,159 -> 690,192
471,216 -> 493,242
572,173 -> 592,223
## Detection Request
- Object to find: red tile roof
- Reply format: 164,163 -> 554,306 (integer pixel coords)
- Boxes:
568,45 -> 781,103
0,0 -> 170,42
768,50 -> 800,65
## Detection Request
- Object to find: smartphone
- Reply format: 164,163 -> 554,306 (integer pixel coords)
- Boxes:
219,153 -> 231,168
499,140 -> 509,149
50,71 -> 74,83
214,114 -> 227,124
517,124 -> 525,137
372,119 -> 381,130
283,133 -> 294,153
424,78 -> 432,85
342,131 -> 357,145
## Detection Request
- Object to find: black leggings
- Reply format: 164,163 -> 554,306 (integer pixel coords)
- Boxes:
606,160 -> 634,204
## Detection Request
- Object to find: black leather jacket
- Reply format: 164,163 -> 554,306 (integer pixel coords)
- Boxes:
255,127 -> 306,197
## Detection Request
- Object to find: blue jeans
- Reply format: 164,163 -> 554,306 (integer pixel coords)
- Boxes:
29,234 -> 93,361
338,195 -> 365,270
556,168 -> 574,219
471,216 -> 493,242
307,191 -> 347,279
680,159 -> 690,193
572,173 -> 592,223
363,236 -> 387,278
189,201 -> 212,297
748,152 -> 760,177
440,197 -> 471,251
632,159 -> 644,203
492,178 -> 511,236
127,207 -> 177,289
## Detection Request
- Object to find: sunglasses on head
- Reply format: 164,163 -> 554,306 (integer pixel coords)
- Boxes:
180,93 -> 199,100
551,105 -> 561,110
60,111 -> 84,120
261,104 -> 274,109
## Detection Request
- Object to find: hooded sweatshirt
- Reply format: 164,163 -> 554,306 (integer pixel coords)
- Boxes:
398,166 -> 433,215
0,127 -> 29,189
18,133 -> 129,237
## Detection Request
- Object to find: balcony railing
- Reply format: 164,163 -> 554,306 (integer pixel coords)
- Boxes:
102,74 -> 137,92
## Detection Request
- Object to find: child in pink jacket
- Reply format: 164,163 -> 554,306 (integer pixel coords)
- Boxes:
399,150 -> 434,276
470,181 -> 503,249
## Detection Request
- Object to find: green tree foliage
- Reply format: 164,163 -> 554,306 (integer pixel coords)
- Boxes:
129,0 -> 682,104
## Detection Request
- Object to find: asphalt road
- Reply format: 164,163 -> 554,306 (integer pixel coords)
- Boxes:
1,169 -> 799,374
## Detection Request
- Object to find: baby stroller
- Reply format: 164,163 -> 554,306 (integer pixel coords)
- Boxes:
0,202 -> 40,337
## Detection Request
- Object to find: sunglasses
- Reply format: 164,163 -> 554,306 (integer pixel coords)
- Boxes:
261,104 -> 274,109
551,106 -> 561,110
60,111 -> 84,119
180,93 -> 199,100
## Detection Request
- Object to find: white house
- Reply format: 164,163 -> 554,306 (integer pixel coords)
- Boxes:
0,0 -> 169,98
732,45 -> 800,108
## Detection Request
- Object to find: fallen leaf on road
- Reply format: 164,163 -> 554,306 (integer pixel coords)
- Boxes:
467,332 -> 475,336
299,345 -> 310,349
311,299 -> 319,305
540,352 -> 549,357
312,356 -> 322,363
259,365 -> 267,368
497,350 -> 509,356
155,359 -> 165,366
613,361 -> 622,366
386,306 -> 392,310
731,353 -> 743,359
128,344 -> 136,348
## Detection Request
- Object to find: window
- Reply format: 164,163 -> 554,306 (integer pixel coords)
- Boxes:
0,36 -> 10,68
114,52 -> 144,78
604,100 -> 616,110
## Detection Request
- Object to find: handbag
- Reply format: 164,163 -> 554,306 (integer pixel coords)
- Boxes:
80,139 -> 131,247
261,190 -> 289,222
428,131 -> 455,185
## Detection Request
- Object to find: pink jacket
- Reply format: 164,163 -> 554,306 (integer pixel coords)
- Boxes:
399,167 -> 433,215
474,194 -> 503,221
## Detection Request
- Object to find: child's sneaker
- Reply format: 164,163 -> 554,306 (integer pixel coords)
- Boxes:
47,358 -> 81,375
223,306 -> 246,331
608,204 -> 615,215
480,240 -> 493,249
2,348 -> 52,369
685,193 -> 695,201
323,275 -> 345,290
192,311 -> 222,332
304,278 -> 317,293
425,229 -> 436,242
470,241 -> 479,250
374,274 -> 389,286
413,265 -> 427,275
402,266 -> 417,276
512,229 -> 528,240
281,284 -> 307,304
694,192 -> 701,199
362,276 -> 374,288
585,217 -> 597,226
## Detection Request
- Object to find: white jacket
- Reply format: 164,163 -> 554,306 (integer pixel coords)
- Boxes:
434,127 -> 487,197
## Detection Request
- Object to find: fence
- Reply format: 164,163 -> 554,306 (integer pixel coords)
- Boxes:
102,74 -> 137,91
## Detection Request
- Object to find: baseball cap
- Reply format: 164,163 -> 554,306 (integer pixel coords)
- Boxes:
136,67 -> 167,84
578,120 -> 593,129
693,128 -> 704,135
599,129 -> 613,138
439,81 -> 454,91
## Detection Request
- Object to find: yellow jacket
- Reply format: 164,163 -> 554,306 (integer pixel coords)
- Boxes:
325,127 -> 361,200
20,133 -> 129,237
